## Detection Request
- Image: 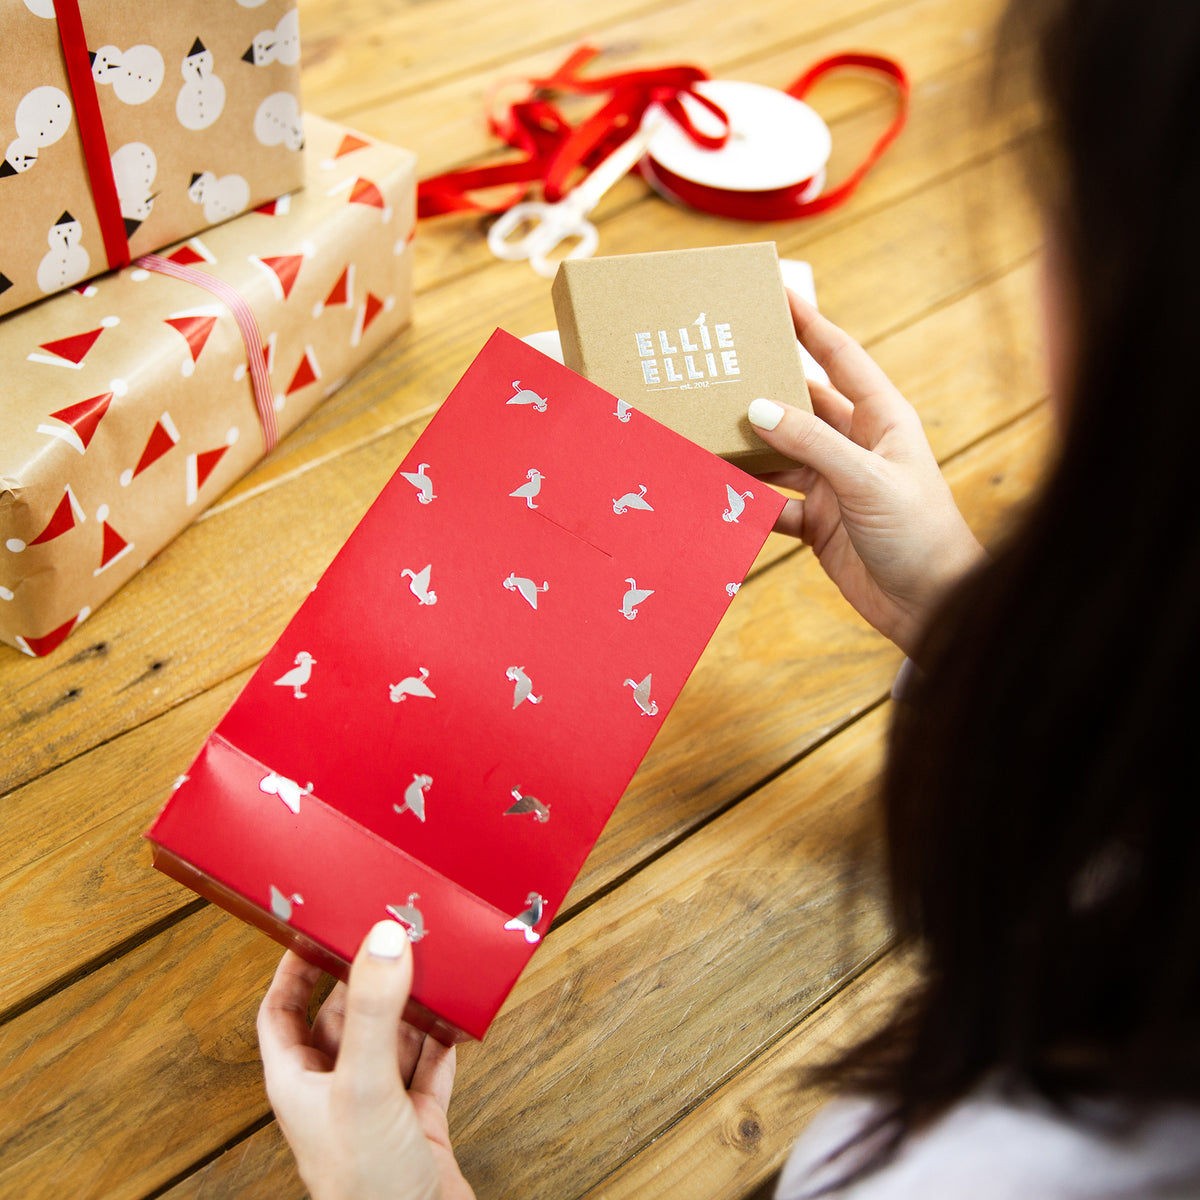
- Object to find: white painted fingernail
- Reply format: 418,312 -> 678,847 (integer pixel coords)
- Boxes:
749,398 -> 785,431
366,919 -> 408,959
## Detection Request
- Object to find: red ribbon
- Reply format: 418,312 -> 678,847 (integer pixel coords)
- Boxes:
417,47 -> 908,223
418,45 -> 725,217
137,254 -> 280,452
53,0 -> 130,271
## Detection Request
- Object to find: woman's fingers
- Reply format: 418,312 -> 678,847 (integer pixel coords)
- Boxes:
806,377 -> 855,439
748,398 -> 872,496
787,292 -> 908,421
310,980 -> 348,1062
258,952 -> 327,1079
410,1035 -> 457,1114
335,921 -> 415,1102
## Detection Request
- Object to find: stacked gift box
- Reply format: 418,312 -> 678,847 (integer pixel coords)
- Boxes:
0,2 -> 416,656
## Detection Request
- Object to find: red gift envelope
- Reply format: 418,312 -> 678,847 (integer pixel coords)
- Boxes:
147,328 -> 785,1041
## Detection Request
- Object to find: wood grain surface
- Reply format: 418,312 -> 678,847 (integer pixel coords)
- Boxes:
0,0 -> 1046,1196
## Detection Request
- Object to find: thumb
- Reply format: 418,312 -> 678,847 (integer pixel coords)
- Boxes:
748,398 -> 870,494
336,919 -> 415,1100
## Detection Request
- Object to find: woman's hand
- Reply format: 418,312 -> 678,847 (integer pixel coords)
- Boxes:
257,921 -> 476,1200
749,292 -> 985,658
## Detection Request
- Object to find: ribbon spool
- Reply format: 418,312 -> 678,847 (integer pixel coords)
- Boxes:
638,54 -> 909,221
640,80 -> 833,216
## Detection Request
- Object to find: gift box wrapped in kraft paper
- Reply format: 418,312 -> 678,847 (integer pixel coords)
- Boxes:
0,114 -> 415,657
552,242 -> 811,475
147,329 -> 785,1043
0,0 -> 305,318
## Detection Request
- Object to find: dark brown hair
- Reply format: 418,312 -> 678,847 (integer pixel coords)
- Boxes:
815,0 -> 1200,1182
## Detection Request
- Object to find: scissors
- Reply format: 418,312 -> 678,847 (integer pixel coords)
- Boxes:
487,121 -> 664,277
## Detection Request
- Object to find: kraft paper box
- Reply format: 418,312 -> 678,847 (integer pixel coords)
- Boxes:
147,329 -> 786,1043
552,242 -> 811,474
0,0 -> 305,318
0,114 -> 415,657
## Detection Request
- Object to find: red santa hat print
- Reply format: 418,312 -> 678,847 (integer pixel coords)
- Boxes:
327,176 -> 392,223
27,315 -> 120,369
14,606 -> 92,658
254,194 -> 291,216
312,263 -> 354,319
320,131 -> 371,169
121,412 -> 179,486
36,383 -> 124,454
275,345 -> 320,411
250,250 -> 307,302
351,291 -> 394,347
5,484 -> 85,552
93,505 -> 133,576
164,306 -> 220,376
187,426 -> 239,505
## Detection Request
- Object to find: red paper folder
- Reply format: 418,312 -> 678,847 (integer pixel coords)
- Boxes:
147,329 -> 785,1041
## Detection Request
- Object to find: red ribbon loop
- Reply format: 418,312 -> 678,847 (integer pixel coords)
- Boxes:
53,0 -> 130,271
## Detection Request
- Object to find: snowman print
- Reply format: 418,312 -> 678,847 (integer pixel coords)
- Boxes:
243,9 -> 301,66
254,92 -> 304,151
111,143 -> 157,238
187,170 -> 250,223
91,44 -> 164,105
176,38 -> 225,131
2,86 -> 71,178
37,211 -> 89,293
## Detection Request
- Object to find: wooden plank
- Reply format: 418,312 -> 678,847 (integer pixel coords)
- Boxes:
0,143 -> 1041,800
296,0 -> 911,122
0,263 -> 1046,1018
581,951 -> 918,1200
0,698 -> 891,1200
337,0 -> 1011,180
0,406 -> 1049,1199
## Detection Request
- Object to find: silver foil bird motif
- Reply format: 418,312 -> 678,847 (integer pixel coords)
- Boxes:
509,468 -> 545,509
505,787 -> 550,823
612,485 -> 653,515
389,667 -> 436,702
270,885 -> 304,922
273,650 -> 315,698
504,891 -> 545,943
722,484 -> 753,523
399,462 -> 436,503
624,673 -> 659,716
620,578 -> 654,620
260,772 -> 313,815
394,773 -> 432,821
507,380 -> 548,411
503,573 -> 549,610
401,563 -> 437,605
506,665 -> 543,709
386,894 -> 427,942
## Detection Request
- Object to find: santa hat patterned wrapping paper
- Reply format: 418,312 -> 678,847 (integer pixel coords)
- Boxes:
0,113 -> 415,656
0,0 -> 305,318
147,329 -> 787,1043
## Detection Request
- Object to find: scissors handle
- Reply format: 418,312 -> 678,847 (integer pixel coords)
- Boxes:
487,119 -> 664,275
488,199 -> 599,276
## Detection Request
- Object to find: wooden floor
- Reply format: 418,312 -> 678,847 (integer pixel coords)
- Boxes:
0,0 -> 1049,1196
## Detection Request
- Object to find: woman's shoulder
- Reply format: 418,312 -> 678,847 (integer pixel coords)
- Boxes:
775,1089 -> 1200,1199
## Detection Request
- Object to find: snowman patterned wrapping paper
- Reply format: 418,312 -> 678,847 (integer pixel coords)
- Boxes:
0,114 -> 415,656
0,0 -> 304,318
147,329 -> 786,1042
